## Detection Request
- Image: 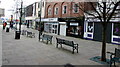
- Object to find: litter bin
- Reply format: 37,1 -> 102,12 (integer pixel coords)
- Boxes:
15,30 -> 20,39
6,27 -> 9,32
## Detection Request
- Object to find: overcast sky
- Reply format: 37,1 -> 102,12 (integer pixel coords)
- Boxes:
0,0 -> 40,18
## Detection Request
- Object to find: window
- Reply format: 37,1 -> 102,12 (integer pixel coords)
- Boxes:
38,3 -> 40,8
87,22 -> 93,32
42,2 -> 44,7
73,3 -> 79,13
113,23 -> 120,36
63,6 -> 67,14
48,8 -> 51,15
55,8 -> 58,15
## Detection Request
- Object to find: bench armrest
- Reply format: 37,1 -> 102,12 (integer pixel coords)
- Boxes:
107,51 -> 115,59
107,51 -> 115,55
74,44 -> 78,47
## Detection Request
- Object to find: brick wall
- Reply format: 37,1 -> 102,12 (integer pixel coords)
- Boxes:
45,2 -> 95,18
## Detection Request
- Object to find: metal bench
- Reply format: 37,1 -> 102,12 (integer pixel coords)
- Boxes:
40,34 -> 53,44
56,38 -> 78,54
27,31 -> 35,38
107,48 -> 120,67
21,30 -> 27,35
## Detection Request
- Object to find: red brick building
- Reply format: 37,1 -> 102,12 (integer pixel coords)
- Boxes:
45,2 -> 84,18
43,2 -> 95,38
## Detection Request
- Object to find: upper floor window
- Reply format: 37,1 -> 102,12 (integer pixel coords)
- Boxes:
73,3 -> 79,13
42,2 -> 44,7
63,5 -> 67,14
48,8 -> 52,15
55,7 -> 58,15
38,3 -> 40,8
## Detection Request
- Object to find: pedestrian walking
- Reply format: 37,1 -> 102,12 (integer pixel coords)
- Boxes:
3,22 -> 7,30
10,21 -> 13,29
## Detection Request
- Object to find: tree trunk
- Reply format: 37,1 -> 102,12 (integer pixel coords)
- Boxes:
101,24 -> 107,61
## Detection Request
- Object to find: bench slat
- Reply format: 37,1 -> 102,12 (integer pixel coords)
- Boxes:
41,34 -> 53,44
56,38 -> 78,54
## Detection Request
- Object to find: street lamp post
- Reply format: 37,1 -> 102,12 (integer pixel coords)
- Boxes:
38,0 -> 42,41
15,0 -> 23,39
19,1 -> 23,32
15,0 -> 18,30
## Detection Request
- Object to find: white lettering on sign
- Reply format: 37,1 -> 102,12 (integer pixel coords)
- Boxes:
70,23 -> 78,26
48,18 -> 58,21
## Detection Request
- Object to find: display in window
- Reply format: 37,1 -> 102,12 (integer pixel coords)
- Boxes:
113,23 -> 120,36
87,22 -> 93,32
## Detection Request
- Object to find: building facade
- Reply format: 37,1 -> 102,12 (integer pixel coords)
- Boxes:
0,8 -> 5,23
42,2 -> 91,38
25,1 -> 46,29
0,8 -> 4,17
84,3 -> 120,45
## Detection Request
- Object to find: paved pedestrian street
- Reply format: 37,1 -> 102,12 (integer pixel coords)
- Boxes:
1,25 -> 118,66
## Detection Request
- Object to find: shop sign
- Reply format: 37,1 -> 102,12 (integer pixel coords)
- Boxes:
43,18 -> 58,22
49,18 -> 58,21
70,23 -> 78,26
35,18 -> 58,22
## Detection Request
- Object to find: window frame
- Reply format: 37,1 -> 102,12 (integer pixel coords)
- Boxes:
55,7 -> 58,15
73,3 -> 79,13
48,8 -> 52,15
62,5 -> 67,14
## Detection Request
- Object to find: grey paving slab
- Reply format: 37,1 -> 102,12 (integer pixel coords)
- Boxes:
1,25 -> 118,66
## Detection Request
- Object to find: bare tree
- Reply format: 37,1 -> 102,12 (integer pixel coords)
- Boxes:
78,0 -> 120,61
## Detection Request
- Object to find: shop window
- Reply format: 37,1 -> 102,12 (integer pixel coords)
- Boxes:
55,30 -> 57,34
113,23 -> 120,36
67,26 -> 78,35
87,22 -> 93,33
55,25 -> 57,28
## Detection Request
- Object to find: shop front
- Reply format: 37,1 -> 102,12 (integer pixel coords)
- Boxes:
84,21 -> 94,40
44,22 -> 59,34
84,18 -> 112,42
25,17 -> 36,28
26,20 -> 33,28
35,17 -> 84,37
39,18 -> 59,35
112,23 -> 120,45
66,22 -> 83,38
84,17 -> 120,44
59,17 -> 84,38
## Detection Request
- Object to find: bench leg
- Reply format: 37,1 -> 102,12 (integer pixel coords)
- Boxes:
50,40 -> 52,44
56,43 -> 58,48
60,44 -> 62,48
77,48 -> 78,53
110,60 -> 112,67
114,61 -> 116,67
72,48 -> 74,54
46,40 -> 48,44
77,46 -> 78,53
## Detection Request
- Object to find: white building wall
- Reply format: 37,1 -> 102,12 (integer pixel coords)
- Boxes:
37,0 -> 46,18
59,22 -> 66,36
41,1 -> 46,18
